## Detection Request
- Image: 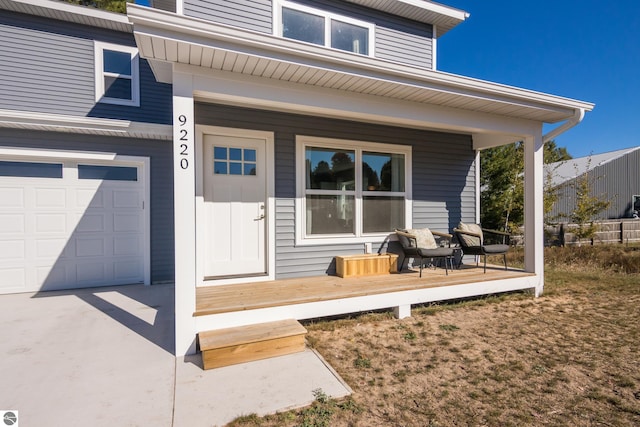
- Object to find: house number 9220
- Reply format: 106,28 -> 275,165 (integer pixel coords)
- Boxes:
178,114 -> 189,170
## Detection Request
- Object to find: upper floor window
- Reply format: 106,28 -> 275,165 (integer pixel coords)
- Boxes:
94,42 -> 140,107
275,0 -> 374,56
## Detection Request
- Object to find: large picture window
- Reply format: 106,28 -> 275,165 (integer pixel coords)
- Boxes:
275,0 -> 373,56
297,136 -> 411,244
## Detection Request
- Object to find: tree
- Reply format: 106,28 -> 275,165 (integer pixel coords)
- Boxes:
66,0 -> 130,14
480,140 -> 572,232
568,159 -> 611,243
480,142 -> 524,232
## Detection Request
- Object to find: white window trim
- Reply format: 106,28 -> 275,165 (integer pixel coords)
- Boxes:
295,135 -> 411,246
94,41 -> 140,107
273,0 -> 375,57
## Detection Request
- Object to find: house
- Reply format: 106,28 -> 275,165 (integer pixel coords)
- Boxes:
0,0 -> 594,358
546,146 -> 640,221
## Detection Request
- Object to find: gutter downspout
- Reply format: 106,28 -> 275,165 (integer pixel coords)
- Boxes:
542,108 -> 585,143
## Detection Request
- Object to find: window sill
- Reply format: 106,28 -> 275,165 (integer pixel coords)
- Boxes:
295,234 -> 395,247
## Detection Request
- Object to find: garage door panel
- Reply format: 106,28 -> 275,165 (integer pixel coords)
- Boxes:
77,188 -> 103,209
36,238 -> 67,259
0,187 -> 25,208
35,213 -> 67,233
0,240 -> 25,260
0,155 -> 147,294
113,235 -> 142,256
76,214 -> 106,233
113,190 -> 141,208
38,264 -> 68,289
0,267 -> 26,290
75,237 -> 106,257
0,214 -> 25,234
115,259 -> 144,281
113,213 -> 141,232
76,262 -> 106,284
35,188 -> 67,208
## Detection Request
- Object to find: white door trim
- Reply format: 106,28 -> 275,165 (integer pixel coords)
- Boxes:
0,147 -> 151,288
195,125 -> 275,286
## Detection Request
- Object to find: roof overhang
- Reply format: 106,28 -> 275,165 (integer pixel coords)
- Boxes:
0,0 -> 132,33
128,4 -> 593,143
0,109 -> 172,140
343,0 -> 469,36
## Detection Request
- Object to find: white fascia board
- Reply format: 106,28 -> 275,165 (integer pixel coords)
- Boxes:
183,64 -> 541,138
0,145 -> 117,161
0,109 -> 172,140
127,5 -> 594,118
343,0 -> 469,36
1,0 -> 132,32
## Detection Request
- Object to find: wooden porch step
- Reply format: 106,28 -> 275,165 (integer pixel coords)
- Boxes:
198,319 -> 308,370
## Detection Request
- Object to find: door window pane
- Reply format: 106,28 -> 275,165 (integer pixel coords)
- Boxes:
229,148 -> 242,161
306,194 -> 354,235
244,149 -> 256,162
331,20 -> 368,55
0,161 -> 62,178
306,147 -> 355,190
214,146 -> 257,176
362,196 -> 405,233
229,162 -> 242,175
362,152 -> 404,192
214,162 -> 227,174
282,7 -> 325,45
214,146 -> 227,160
78,165 -> 138,181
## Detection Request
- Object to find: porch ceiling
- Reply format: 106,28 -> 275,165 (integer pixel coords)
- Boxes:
128,5 -> 593,126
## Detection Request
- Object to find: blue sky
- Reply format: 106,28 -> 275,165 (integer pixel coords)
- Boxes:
437,0 -> 640,159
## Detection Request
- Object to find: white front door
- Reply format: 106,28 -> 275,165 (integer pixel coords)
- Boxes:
202,134 -> 267,278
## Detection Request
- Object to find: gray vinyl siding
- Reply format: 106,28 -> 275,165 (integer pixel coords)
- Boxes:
195,103 -> 474,278
151,0 -> 176,13
0,129 -> 175,284
183,0 -> 272,33
551,150 -> 640,221
0,10 -> 172,125
183,0 -> 434,69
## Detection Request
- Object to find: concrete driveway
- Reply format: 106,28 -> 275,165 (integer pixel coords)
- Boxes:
0,283 -> 350,426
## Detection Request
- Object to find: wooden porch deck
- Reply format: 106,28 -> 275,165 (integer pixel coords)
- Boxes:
195,265 -> 534,317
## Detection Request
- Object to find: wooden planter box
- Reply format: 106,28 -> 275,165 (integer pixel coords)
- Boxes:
335,253 -> 399,278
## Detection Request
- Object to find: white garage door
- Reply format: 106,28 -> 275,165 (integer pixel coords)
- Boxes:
0,154 -> 148,294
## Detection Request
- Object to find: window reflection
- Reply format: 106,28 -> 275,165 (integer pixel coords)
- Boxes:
362,152 -> 405,192
306,147 -> 355,190
282,7 -> 324,45
306,195 -> 355,235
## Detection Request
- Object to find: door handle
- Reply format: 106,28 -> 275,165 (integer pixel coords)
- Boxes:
255,204 -> 265,221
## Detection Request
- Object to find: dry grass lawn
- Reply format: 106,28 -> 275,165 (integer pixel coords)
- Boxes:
230,246 -> 640,427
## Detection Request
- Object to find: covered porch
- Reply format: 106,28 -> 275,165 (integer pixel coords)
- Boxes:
126,5 -> 593,357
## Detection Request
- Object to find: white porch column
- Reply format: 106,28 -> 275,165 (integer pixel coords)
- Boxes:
523,131 -> 544,297
173,71 -> 197,356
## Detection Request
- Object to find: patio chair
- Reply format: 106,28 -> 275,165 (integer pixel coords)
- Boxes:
453,222 -> 510,273
395,228 -> 455,277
